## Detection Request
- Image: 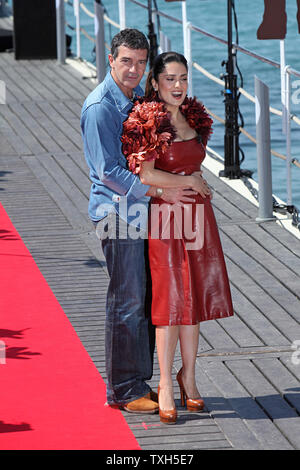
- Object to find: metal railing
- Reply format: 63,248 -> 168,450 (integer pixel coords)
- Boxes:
57,0 -> 300,228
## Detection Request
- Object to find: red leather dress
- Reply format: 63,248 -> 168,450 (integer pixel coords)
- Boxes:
148,137 -> 234,326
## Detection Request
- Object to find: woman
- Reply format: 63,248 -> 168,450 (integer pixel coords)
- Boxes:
122,52 -> 234,424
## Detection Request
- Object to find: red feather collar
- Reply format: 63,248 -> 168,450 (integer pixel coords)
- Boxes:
121,95 -> 213,174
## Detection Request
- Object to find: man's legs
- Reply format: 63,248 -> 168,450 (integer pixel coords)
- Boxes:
101,217 -> 154,405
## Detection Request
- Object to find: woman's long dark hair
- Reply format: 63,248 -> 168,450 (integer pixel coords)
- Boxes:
145,51 -> 188,98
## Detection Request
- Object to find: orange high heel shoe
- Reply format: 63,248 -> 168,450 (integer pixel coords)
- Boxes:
157,385 -> 177,424
176,368 -> 204,412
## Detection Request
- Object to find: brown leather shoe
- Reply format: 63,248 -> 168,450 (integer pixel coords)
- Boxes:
157,385 -> 177,424
148,389 -> 158,403
123,396 -> 159,414
176,368 -> 204,412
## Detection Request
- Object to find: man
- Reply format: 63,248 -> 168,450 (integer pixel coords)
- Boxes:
81,29 -> 194,413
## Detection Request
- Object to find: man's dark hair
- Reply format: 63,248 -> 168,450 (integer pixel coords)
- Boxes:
111,29 -> 149,59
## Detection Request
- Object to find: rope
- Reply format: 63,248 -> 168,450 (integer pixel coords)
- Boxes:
68,2 -> 300,170
80,2 -> 94,18
193,62 -> 300,123
204,105 -> 300,169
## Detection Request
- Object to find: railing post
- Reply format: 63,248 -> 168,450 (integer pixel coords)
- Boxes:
94,0 -> 106,83
186,22 -> 193,97
118,0 -> 126,30
280,40 -> 286,134
56,0 -> 66,64
254,76 -> 275,222
181,0 -> 188,58
74,0 -> 81,58
159,31 -> 171,53
284,65 -> 293,209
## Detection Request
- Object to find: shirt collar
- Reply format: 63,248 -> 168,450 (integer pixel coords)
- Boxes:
106,72 -> 142,112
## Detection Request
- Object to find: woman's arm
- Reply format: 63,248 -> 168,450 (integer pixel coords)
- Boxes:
139,160 -> 211,198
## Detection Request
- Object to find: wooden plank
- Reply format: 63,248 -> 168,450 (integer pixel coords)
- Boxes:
11,102 -> 64,153
43,62 -> 93,100
0,66 -> 20,103
222,231 -> 300,325
36,102 -> 82,151
52,152 -> 91,197
21,61 -> 70,102
263,221 -> 300,257
0,104 -> 45,154
226,359 -> 300,449
253,356 -> 300,414
0,112 -> 32,155
13,63 -> 59,102
24,155 -> 91,231
228,272 -> 299,345
194,363 -> 265,449
204,169 -> 258,219
35,154 -> 89,215
217,313 -> 264,348
210,190 -> 250,221
0,64 -> 44,102
223,224 -> 300,296
242,222 -> 300,275
21,101 -> 72,152
198,359 -> 294,449
200,320 -> 238,350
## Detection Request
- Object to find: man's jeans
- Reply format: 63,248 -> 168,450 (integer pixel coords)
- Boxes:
97,214 -> 154,405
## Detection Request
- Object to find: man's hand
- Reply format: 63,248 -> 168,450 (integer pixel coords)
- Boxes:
191,171 -> 213,199
160,188 -> 198,204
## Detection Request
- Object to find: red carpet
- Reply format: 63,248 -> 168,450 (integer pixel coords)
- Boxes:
0,203 -> 140,450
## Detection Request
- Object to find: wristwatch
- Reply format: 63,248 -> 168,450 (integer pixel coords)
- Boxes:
156,187 -> 163,197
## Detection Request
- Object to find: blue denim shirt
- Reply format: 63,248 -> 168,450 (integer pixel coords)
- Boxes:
80,72 -> 150,229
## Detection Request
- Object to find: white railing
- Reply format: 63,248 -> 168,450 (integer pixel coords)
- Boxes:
59,0 -> 300,225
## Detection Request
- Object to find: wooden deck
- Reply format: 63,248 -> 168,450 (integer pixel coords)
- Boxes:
1,51 -> 300,450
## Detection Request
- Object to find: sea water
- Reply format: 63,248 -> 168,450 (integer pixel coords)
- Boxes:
65,0 -> 300,210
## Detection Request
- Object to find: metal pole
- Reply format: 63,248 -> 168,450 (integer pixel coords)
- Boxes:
280,40 -> 286,134
74,0 -> 81,58
118,0 -> 126,30
56,0 -> 66,64
159,31 -> 171,53
284,65 -> 293,208
220,0 -> 240,178
186,22 -> 193,97
147,0 -> 158,68
254,76 -> 275,222
182,0 -> 188,58
94,0 -> 106,83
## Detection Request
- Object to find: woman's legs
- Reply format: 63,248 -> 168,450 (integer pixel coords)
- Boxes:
178,323 -> 201,398
156,325 -> 179,410
156,323 -> 201,411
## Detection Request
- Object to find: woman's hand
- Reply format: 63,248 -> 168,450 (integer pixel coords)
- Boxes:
160,188 -> 198,204
190,174 -> 212,198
